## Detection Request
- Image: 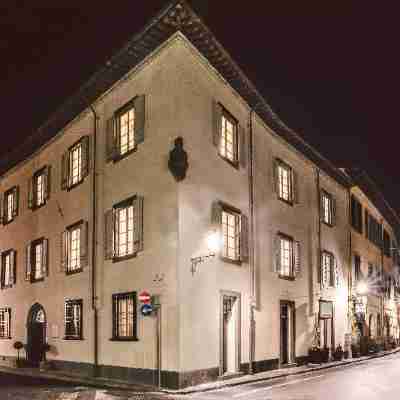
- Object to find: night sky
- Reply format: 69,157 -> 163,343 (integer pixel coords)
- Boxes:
1,2 -> 399,211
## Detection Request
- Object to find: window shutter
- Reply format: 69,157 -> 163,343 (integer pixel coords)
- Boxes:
211,201 -> 223,235
320,252 -> 325,287
134,196 -> 144,253
0,255 -> 4,289
61,231 -> 68,273
25,244 -> 32,281
272,158 -> 279,194
240,214 -> 249,262
12,187 -> 19,217
239,124 -> 247,169
273,234 -> 282,274
212,100 -> 222,148
28,177 -> 34,209
0,194 -> 3,225
42,239 -> 49,276
80,221 -> 89,267
331,197 -> 336,226
44,166 -> 51,201
81,136 -> 90,178
365,210 -> 369,238
106,117 -> 117,162
104,209 -> 115,260
320,192 -> 324,221
134,95 -> 146,145
294,241 -> 301,278
2,194 -> 7,223
61,151 -> 69,190
292,169 -> 299,204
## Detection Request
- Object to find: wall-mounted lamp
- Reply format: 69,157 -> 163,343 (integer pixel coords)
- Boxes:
190,231 -> 220,275
356,281 -> 369,296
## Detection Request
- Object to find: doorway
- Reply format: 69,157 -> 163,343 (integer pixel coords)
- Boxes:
280,301 -> 295,365
27,303 -> 46,367
220,292 -> 241,376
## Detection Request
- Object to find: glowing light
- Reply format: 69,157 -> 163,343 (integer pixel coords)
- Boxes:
357,281 -> 368,295
207,231 -> 220,253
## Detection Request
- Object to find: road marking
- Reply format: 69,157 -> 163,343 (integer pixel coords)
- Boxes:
232,374 -> 325,397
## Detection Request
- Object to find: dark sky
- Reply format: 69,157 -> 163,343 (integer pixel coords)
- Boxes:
1,1 -> 399,211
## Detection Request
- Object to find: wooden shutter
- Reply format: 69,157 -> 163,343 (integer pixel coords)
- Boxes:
61,231 -> 68,273
292,169 -> 299,204
12,187 -> 19,217
0,194 -> 3,225
331,196 -> 337,226
320,191 -> 325,221
272,158 -> 279,194
25,244 -> 32,281
44,166 -> 51,201
28,177 -> 34,209
365,210 -> 369,238
42,239 -> 49,276
10,251 -> 16,285
273,234 -> 282,274
80,221 -> 89,267
239,124 -> 247,169
104,209 -> 115,260
240,214 -> 249,262
134,196 -> 144,253
212,100 -> 222,148
0,254 -> 4,289
134,95 -> 146,145
81,136 -> 90,178
61,151 -> 69,190
106,117 -> 117,162
294,241 -> 301,278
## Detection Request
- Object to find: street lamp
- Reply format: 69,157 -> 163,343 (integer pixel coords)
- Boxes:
356,281 -> 369,296
190,231 -> 220,275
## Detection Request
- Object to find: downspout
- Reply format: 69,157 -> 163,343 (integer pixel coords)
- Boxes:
89,105 -> 99,375
347,187 -> 353,352
248,108 -> 257,374
380,219 -> 385,338
315,169 -> 322,293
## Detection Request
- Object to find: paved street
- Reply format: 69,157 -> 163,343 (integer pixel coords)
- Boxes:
183,352 -> 400,400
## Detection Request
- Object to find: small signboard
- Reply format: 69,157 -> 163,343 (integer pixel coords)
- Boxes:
138,291 -> 151,304
141,303 -> 153,316
319,300 -> 333,319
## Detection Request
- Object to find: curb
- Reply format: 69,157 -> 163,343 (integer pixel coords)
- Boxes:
162,348 -> 400,395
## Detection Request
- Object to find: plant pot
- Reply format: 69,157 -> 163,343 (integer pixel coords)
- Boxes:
343,350 -> 349,359
321,348 -> 330,363
308,348 -> 322,364
351,344 -> 360,358
332,351 -> 344,361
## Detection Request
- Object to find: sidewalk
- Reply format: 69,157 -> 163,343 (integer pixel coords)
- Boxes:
1,347 -> 399,396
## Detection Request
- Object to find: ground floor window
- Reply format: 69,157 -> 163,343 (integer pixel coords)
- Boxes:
0,308 -> 11,339
112,292 -> 137,341
64,299 -> 83,340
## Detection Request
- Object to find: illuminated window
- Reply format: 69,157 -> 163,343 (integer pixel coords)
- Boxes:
34,243 -> 43,281
219,111 -> 238,164
29,167 -> 50,209
69,226 -> 81,272
70,142 -> 82,186
3,187 -> 18,223
115,203 -> 134,258
0,308 -> 11,339
277,162 -> 292,202
1,251 -> 14,289
322,251 -> 335,287
279,235 -> 294,278
64,299 -> 82,340
321,190 -> 333,225
118,107 -> 135,156
35,173 -> 44,207
112,292 -> 137,340
27,238 -> 48,283
221,208 -> 241,261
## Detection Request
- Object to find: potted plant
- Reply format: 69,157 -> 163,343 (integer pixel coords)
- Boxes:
351,343 -> 360,358
308,346 -> 323,363
332,344 -> 344,361
13,341 -> 24,367
321,346 -> 330,362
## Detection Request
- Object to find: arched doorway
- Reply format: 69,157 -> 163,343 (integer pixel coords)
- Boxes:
26,303 -> 46,367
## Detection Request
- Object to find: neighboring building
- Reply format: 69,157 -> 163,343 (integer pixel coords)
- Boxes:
0,1 -> 398,389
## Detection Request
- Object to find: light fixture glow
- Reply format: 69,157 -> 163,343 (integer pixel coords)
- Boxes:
207,231 -> 220,253
357,281 -> 368,295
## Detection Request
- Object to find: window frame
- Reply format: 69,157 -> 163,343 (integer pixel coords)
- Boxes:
220,202 -> 242,265
383,230 -> 391,258
351,195 -> 363,234
111,292 -> 138,341
3,186 -> 17,225
64,299 -> 83,340
321,190 -> 333,226
32,167 -> 47,210
0,308 -> 11,340
1,250 -> 15,289
322,250 -> 335,288
66,220 -> 84,275
67,139 -> 84,190
278,232 -> 295,280
114,100 -> 137,161
218,107 -> 239,168
276,160 -> 293,205
30,238 -> 46,283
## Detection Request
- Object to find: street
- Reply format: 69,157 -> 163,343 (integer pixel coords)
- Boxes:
183,352 -> 400,400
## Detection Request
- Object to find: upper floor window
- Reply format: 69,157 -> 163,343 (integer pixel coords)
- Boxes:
28,166 -> 51,210
64,299 -> 83,340
112,292 -> 137,341
2,187 -> 19,224
61,221 -> 88,274
273,233 -> 300,279
211,201 -> 249,264
104,195 -> 144,261
351,195 -> 363,234
321,190 -> 335,226
365,210 -> 382,248
273,159 -> 298,205
354,254 -> 361,282
0,308 -> 11,339
1,250 -> 16,289
383,230 -> 391,257
321,251 -> 337,288
106,95 -> 146,162
61,137 -> 90,191
219,110 -> 238,165
26,238 -> 48,283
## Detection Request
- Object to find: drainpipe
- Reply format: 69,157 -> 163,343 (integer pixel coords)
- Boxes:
315,169 -> 322,294
89,105 -> 99,375
347,187 -> 353,354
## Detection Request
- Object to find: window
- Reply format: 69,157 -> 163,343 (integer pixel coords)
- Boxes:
104,196 -> 144,261
0,308 -> 11,339
106,96 -> 145,162
112,292 -> 137,341
321,190 -> 335,226
219,110 -> 238,165
64,299 -> 83,340
383,230 -> 391,257
354,254 -> 361,282
28,166 -> 51,209
26,238 -> 48,283
273,159 -> 297,204
321,251 -> 336,288
61,137 -> 90,191
365,211 -> 382,248
1,250 -> 16,289
274,233 -> 300,279
351,195 -> 363,233
2,187 -> 19,224
221,208 -> 241,261
61,221 -> 88,274
368,263 -> 374,278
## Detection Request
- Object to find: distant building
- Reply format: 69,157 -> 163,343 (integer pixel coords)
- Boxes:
0,1 -> 399,389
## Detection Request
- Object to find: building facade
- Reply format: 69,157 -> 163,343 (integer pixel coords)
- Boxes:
0,1 -> 399,389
